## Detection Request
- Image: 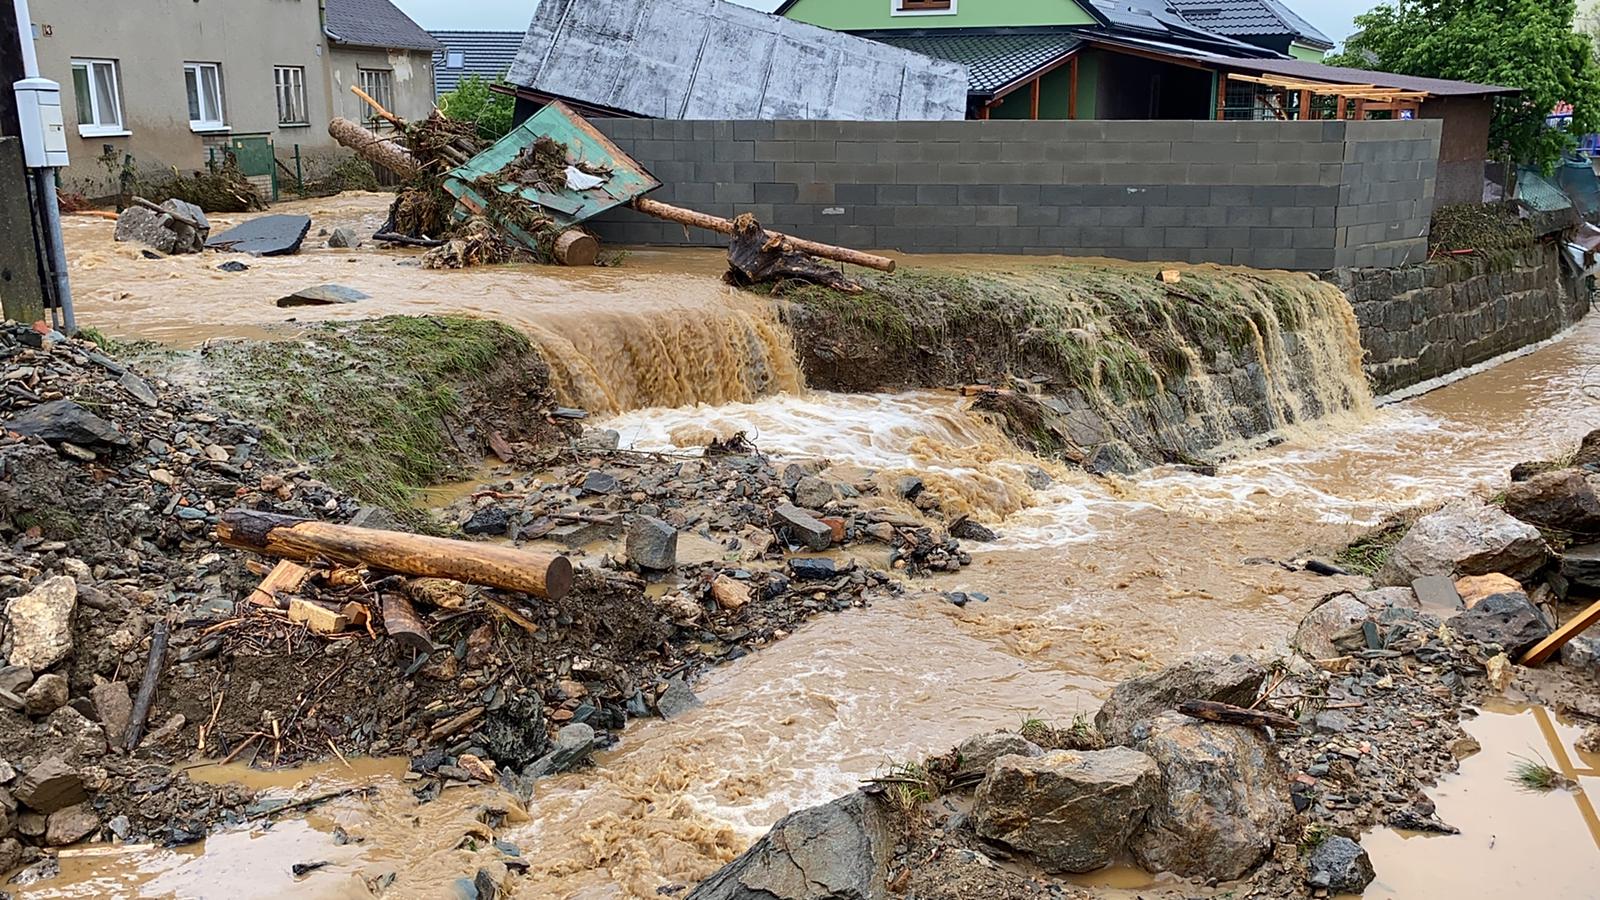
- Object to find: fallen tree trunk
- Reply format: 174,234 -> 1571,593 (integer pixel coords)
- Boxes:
632,197 -> 896,273
328,116 -> 419,180
216,510 -> 574,600
726,213 -> 860,292
1176,699 -> 1299,732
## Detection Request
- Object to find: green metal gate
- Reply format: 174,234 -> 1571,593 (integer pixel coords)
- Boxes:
228,134 -> 278,201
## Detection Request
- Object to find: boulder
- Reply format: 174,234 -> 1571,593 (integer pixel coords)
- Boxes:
1502,470 -> 1600,533
0,839 -> 25,877
90,681 -> 133,740
1130,713 -> 1292,881
13,758 -> 86,814
0,665 -> 32,695
4,576 -> 78,671
1094,653 -> 1265,746
462,506 -> 510,537
1560,542 -> 1600,591
6,401 -> 126,447
22,673 -> 67,717
1292,593 -> 1371,660
793,475 -> 838,509
1456,573 -> 1523,608
773,504 -> 832,552
626,516 -> 678,571
1560,635 -> 1600,678
1575,428 -> 1600,468
1379,500 -> 1549,585
44,803 -> 99,846
954,732 -> 1043,779
788,558 -> 838,581
656,676 -> 701,719
327,227 -> 360,249
711,574 -> 750,611
1305,836 -> 1376,893
688,791 -> 893,900
524,724 -> 596,779
113,200 -> 208,254
974,748 -> 1159,873
276,284 -> 369,307
1448,592 -> 1552,657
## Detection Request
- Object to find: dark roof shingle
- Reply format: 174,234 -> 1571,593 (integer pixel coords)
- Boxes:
872,33 -> 1083,95
1166,0 -> 1332,48
431,30 -> 525,96
325,0 -> 443,53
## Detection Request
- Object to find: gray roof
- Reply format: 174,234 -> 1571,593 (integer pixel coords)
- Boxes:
431,30 -> 524,96
1166,0 -> 1332,48
1202,55 -> 1519,97
873,33 -> 1083,96
506,0 -> 969,120
324,0 -> 443,53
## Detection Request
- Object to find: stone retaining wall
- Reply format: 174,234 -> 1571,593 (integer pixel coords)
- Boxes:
1340,241 -> 1590,394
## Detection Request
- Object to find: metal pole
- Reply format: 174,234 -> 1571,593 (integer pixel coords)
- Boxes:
35,166 -> 72,331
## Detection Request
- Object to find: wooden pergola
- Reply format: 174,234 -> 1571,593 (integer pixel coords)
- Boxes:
1218,71 -> 1431,121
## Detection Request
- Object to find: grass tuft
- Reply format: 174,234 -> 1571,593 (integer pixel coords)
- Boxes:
1509,753 -> 1575,792
1019,713 -> 1106,751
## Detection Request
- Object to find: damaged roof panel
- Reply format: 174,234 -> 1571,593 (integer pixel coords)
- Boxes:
506,0 -> 970,121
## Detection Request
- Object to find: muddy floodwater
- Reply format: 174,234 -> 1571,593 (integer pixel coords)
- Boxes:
43,196 -> 1600,897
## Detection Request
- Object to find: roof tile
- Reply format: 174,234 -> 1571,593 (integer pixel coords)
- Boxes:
325,0 -> 443,53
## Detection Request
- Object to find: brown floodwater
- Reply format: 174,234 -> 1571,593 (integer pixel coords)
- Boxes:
34,196 -> 1600,898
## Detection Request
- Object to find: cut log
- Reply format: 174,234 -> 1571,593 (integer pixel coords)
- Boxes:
250,559 -> 312,608
216,509 -> 574,600
328,117 -> 419,180
124,620 -> 169,751
1176,699 -> 1300,732
553,229 -> 599,267
632,197 -> 895,273
1520,597 -> 1600,666
382,594 -> 433,655
726,214 -> 861,293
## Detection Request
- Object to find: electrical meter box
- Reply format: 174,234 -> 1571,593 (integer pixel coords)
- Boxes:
14,77 -> 70,168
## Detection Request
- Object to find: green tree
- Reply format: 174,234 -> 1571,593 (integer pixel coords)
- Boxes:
437,75 -> 516,142
1328,0 -> 1600,169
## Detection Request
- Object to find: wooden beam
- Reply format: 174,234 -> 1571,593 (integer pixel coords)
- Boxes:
1216,73 -> 1228,120
1031,77 -> 1041,120
1068,56 -> 1079,120
1299,89 -> 1312,121
1521,598 -> 1600,666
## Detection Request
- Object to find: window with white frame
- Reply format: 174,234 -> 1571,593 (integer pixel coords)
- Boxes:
446,49 -> 465,69
70,58 -> 125,136
274,66 -> 307,125
184,62 -> 226,131
358,68 -> 394,125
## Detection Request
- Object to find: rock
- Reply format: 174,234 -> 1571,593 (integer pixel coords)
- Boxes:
687,791 -> 892,900
788,558 -> 837,581
45,707 -> 107,761
575,429 -> 620,452
44,802 -> 99,846
524,724 -> 597,779
1456,573 -> 1523,608
1577,726 -> 1600,754
0,665 -> 32,695
0,837 -> 24,875
894,476 -> 924,500
974,748 -> 1159,872
0,688 -> 22,711
217,260 -> 249,272
13,758 -> 86,814
793,475 -> 837,509
773,504 -> 832,552
954,731 -> 1043,778
1313,710 -> 1352,733
1502,470 -> 1600,533
1085,440 -> 1140,476
580,471 -> 618,495
90,682 -> 133,740
22,673 -> 67,717
1130,712 -> 1291,881
949,517 -> 998,542
276,283 -> 369,307
349,506 -> 400,530
864,522 -> 895,543
1560,635 -> 1600,678
1094,652 -> 1265,746
6,401 -> 126,446
462,506 -> 510,537
1410,575 -> 1461,612
626,516 -> 678,571
711,574 -> 750,611
1486,653 -> 1513,691
1379,500 -> 1549,584
1560,542 -> 1600,591
117,371 -> 160,408
1292,593 -> 1372,660
4,576 -> 78,671
206,214 -> 312,256
1305,836 -> 1375,893
113,200 -> 207,254
657,676 -> 701,719
327,227 -> 360,249
1448,592 -> 1552,657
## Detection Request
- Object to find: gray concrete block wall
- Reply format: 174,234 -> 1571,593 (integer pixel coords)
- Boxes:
1339,242 -> 1589,393
591,118 -> 1442,271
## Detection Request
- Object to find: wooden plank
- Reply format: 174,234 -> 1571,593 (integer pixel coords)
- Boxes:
287,598 -> 349,634
1030,77 -> 1041,120
1068,56 -> 1079,120
1521,598 -> 1600,666
250,560 -> 312,607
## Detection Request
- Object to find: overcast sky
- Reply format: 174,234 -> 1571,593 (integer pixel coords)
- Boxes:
390,0 -> 1377,45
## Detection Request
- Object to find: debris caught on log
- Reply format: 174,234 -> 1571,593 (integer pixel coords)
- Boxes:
725,213 -> 862,293
634,197 -> 895,273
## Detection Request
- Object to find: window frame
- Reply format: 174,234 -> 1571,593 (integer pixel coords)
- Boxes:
357,68 -> 395,127
445,49 -> 465,69
183,61 -> 228,132
893,0 -> 956,15
274,65 -> 309,127
70,57 -> 127,137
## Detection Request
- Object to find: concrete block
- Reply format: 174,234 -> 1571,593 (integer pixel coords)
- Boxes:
1045,141 -> 1095,162
796,182 -> 835,204
1018,205 -> 1060,227
1295,184 -> 1339,207
1100,206 -> 1144,227
1293,227 -> 1337,249
1121,225 -> 1164,247
1175,141 -> 1254,164
1183,206 -> 1230,227
755,182 -> 798,204
1189,162 -> 1236,184
834,183 -> 877,205
1108,120 -> 1195,143
1227,205 -> 1271,227
1080,225 -> 1123,246
728,162 -> 776,184
713,141 -> 755,163
1062,163 -> 1108,184
935,163 -> 988,184
854,205 -> 897,226
1249,227 -> 1295,249
1269,206 -> 1315,229
1166,185 -> 1211,206
1207,226 -> 1252,248
959,185 -> 1001,205
916,184 -> 960,205
733,121 -> 774,142
877,184 -> 918,205
772,203 -> 817,225
1164,227 -> 1208,248
796,141 -> 837,161
774,162 -> 817,183
672,182 -> 716,205
893,205 -> 976,227
774,120 -> 815,141
835,142 -> 880,163
754,141 -> 797,162
819,162 -> 896,183
975,206 -> 1019,227
1144,206 -> 1189,227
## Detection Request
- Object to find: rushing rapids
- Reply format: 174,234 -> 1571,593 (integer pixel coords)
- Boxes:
33,192 -> 1600,898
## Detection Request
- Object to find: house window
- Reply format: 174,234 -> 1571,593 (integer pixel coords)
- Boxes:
70,58 -> 125,136
275,66 -> 307,125
895,0 -> 955,12
358,68 -> 394,124
446,49 -> 465,69
184,62 -> 226,131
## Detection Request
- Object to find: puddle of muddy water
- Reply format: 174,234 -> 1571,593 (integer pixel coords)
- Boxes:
1361,702 -> 1600,899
